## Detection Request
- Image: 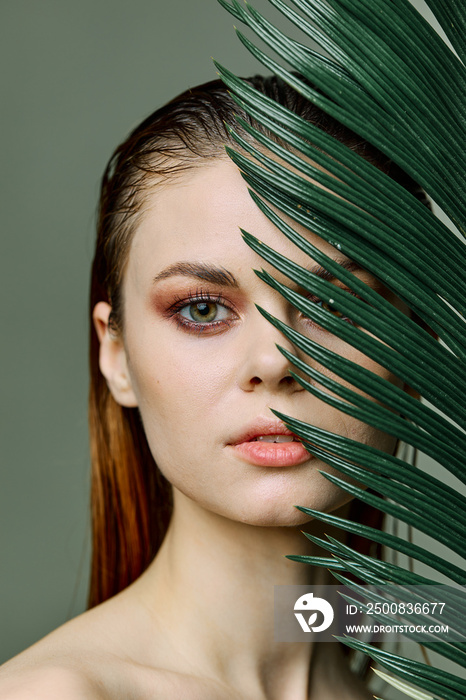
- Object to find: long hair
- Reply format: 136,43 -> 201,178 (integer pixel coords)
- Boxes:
88,75 -> 428,609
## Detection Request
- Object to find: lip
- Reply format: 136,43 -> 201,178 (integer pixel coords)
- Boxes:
228,417 -> 312,467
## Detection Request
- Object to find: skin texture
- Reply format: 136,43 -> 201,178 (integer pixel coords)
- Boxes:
97,159 -> 401,527
0,158 -> 408,699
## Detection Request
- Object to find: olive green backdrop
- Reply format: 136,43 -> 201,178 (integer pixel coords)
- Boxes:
0,0 -> 449,677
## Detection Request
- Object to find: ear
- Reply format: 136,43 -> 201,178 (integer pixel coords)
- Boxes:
92,301 -> 138,407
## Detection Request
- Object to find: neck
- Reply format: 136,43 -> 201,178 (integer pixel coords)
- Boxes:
133,490 -> 363,700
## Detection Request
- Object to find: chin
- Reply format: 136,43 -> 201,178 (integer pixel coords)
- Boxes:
232,505 -> 315,528
173,467 -> 357,529
236,483 -> 358,528
214,490 -> 343,529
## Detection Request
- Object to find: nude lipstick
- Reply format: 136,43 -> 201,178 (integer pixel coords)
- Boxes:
228,418 -> 311,467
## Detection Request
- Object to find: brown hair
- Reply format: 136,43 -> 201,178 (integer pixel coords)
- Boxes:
88,75 -> 426,608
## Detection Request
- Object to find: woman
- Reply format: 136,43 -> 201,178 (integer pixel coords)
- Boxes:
0,75 -> 425,699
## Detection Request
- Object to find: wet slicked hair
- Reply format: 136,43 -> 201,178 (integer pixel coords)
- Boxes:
88,75 -> 427,608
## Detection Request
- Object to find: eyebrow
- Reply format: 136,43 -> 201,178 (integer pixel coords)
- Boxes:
153,262 -> 239,287
152,259 -> 364,287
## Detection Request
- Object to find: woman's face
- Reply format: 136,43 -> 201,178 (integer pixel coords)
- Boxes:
96,159 -> 404,527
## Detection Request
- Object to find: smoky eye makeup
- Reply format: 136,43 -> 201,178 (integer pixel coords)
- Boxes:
300,288 -> 366,327
162,287 -> 240,335
162,286 -> 363,337
151,263 -> 378,338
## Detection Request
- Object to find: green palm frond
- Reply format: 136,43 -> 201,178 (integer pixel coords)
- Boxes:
373,668 -> 435,700
216,0 -> 466,696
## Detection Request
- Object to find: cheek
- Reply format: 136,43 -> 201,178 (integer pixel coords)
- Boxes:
123,326 -> 233,463
310,336 -> 400,453
346,353 -> 399,454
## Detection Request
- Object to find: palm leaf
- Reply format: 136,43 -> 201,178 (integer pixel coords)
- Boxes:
372,668 -> 435,700
216,0 -> 466,696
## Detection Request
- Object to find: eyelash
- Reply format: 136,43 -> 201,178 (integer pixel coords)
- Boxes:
166,287 -> 361,336
166,289 -> 238,335
306,294 -> 360,326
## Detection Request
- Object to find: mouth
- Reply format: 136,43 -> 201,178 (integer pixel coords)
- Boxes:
229,418 -> 312,467
249,434 -> 298,443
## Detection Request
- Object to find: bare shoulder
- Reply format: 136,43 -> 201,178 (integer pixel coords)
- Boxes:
0,602 -> 230,700
0,606 -> 111,699
0,663 -> 104,699
0,653 -> 177,700
0,658 -> 233,700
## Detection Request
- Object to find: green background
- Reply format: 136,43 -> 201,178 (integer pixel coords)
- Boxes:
0,0 -> 449,675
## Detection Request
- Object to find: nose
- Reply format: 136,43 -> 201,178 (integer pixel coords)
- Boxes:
237,308 -> 304,394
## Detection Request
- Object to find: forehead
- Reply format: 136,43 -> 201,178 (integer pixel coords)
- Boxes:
125,159 -> 347,290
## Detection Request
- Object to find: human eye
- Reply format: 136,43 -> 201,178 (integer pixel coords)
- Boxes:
314,298 -> 357,324
301,290 -> 363,327
167,290 -> 238,334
